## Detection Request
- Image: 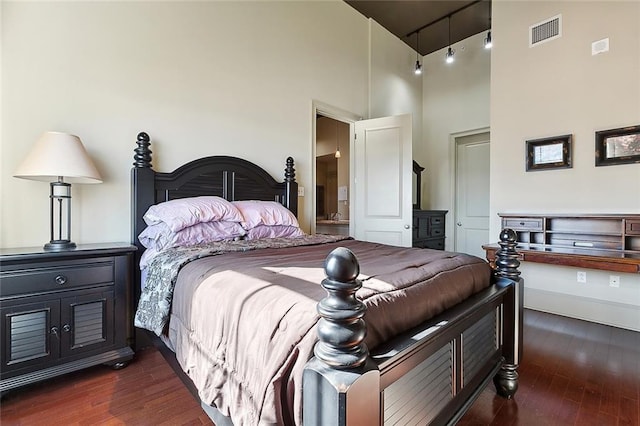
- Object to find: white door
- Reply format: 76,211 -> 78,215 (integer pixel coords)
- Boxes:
454,134 -> 490,258
353,114 -> 413,247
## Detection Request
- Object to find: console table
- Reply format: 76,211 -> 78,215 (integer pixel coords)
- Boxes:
483,213 -> 640,273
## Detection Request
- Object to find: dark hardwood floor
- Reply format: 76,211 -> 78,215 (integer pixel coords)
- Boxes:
1,309 -> 638,425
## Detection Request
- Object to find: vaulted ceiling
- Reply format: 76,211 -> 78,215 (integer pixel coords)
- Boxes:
344,0 -> 491,56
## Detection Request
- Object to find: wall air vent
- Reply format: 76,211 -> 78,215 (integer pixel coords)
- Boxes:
529,14 -> 562,47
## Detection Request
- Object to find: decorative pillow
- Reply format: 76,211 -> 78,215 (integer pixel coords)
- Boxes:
245,225 -> 305,240
143,196 -> 244,232
138,220 -> 246,251
233,200 -> 300,230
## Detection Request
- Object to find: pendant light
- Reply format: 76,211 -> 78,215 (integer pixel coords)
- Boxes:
445,16 -> 455,64
484,30 -> 492,49
414,31 -> 423,75
334,120 -> 341,159
484,12 -> 492,49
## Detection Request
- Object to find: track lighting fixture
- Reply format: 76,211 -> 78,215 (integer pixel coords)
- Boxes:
405,1 -> 488,66
445,16 -> 455,64
414,31 -> 422,75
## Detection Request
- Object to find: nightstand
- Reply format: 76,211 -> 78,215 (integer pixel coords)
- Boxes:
0,243 -> 136,393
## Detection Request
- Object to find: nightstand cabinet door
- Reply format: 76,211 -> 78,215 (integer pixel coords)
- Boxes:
1,300 -> 60,373
60,289 -> 114,358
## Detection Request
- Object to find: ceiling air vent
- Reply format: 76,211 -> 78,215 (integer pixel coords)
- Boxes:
529,14 -> 562,47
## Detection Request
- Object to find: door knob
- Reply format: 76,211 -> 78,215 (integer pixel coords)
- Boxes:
457,222 -> 462,226
404,224 -> 410,229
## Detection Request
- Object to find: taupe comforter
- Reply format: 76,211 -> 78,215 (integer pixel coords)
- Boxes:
138,236 -> 491,425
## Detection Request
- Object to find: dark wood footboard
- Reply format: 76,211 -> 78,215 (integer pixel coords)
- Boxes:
303,229 -> 523,426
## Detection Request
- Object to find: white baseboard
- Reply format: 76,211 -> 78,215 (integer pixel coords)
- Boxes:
524,287 -> 640,332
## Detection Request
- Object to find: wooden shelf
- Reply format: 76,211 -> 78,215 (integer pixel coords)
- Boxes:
483,214 -> 640,274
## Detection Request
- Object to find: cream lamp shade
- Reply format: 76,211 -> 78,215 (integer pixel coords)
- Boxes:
14,132 -> 102,183
14,132 -> 102,251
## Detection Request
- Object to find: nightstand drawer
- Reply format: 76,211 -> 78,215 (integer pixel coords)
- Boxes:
1,261 -> 114,297
502,217 -> 543,231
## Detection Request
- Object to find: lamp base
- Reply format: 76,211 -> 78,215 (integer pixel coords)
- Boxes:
44,240 -> 77,251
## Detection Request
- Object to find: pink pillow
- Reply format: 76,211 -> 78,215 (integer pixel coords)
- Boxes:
233,200 -> 300,230
143,196 -> 243,232
138,220 -> 246,251
245,225 -> 305,240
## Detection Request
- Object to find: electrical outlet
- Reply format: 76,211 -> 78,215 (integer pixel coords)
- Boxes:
609,275 -> 620,288
298,186 -> 305,197
577,271 -> 587,283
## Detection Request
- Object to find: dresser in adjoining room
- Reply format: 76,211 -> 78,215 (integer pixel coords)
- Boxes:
412,210 -> 447,250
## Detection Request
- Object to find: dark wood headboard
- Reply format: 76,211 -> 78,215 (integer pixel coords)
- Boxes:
130,131 -> 298,285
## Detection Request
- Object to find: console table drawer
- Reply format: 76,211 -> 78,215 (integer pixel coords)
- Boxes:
626,220 -> 640,235
502,217 -> 543,231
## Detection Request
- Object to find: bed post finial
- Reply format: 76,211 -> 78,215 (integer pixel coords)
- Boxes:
303,247 -> 380,426
493,227 -> 523,400
285,157 -> 295,182
495,228 -> 520,281
315,247 -> 368,369
284,157 -> 298,217
133,132 -> 152,168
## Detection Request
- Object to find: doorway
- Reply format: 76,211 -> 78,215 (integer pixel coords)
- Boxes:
315,115 -> 350,235
312,101 -> 360,236
451,129 -> 490,258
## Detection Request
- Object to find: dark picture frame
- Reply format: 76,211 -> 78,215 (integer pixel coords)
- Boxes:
526,134 -> 572,171
595,125 -> 640,167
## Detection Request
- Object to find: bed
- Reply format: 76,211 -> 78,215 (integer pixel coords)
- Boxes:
130,132 -> 523,426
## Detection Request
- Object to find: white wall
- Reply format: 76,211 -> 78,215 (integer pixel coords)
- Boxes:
491,1 -> 640,330
369,20 -> 423,154
1,1 -> 417,248
421,31 -> 492,249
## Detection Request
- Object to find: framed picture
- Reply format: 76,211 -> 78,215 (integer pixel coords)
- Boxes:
526,134 -> 572,171
595,125 -> 640,166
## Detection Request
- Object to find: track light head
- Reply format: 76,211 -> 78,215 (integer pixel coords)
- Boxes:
414,60 -> 422,75
413,30 -> 423,75
445,47 -> 455,64
484,31 -> 492,49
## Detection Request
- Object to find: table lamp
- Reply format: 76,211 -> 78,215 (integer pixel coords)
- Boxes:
14,132 -> 103,251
